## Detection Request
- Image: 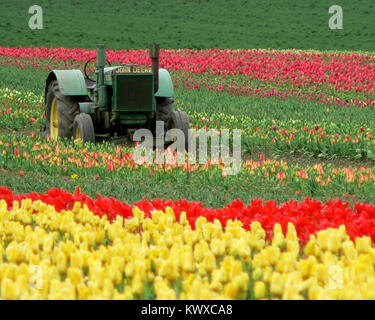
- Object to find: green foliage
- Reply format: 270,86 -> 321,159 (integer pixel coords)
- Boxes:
2,65 -> 375,162
1,58 -> 375,207
1,0 -> 375,50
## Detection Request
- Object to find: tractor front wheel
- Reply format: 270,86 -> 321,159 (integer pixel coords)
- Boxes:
73,114 -> 95,143
45,80 -> 79,140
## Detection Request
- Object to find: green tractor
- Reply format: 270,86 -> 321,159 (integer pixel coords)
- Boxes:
44,44 -> 189,148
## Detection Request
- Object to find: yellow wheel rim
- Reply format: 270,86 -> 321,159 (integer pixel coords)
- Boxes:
75,127 -> 82,144
50,98 -> 59,140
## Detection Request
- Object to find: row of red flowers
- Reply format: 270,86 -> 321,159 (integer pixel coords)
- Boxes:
1,46 -> 375,96
2,46 -> 375,108
1,187 -> 375,243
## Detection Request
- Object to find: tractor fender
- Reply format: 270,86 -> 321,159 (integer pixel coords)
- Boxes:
45,70 -> 88,102
155,68 -> 174,98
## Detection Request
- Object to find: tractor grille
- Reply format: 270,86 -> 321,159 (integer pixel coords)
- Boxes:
115,75 -> 153,111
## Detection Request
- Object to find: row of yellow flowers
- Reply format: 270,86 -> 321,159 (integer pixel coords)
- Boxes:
0,198 -> 375,300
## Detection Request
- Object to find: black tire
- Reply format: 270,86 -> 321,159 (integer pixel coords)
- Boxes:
169,110 -> 190,151
45,80 -> 80,138
150,97 -> 174,133
73,114 -> 95,143
156,97 -> 174,122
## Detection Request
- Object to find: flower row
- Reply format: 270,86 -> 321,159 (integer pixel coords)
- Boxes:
3,134 -> 375,199
2,46 -> 375,107
1,85 -> 375,160
2,187 -> 375,243
1,195 -> 375,299
1,47 -> 375,93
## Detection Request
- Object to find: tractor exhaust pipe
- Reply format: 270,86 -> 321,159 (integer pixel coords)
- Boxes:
97,44 -> 106,85
149,44 -> 160,93
97,44 -> 107,111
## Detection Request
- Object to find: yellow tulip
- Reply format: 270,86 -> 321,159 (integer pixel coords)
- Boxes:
272,234 -> 286,249
180,248 -> 195,273
179,211 -> 189,226
222,257 -> 243,280
68,267 -> 83,286
286,222 -> 298,241
77,283 -> 90,300
342,241 -> 357,260
130,274 -> 144,296
356,236 -> 371,254
312,264 -> 328,284
211,268 -> 228,284
102,278 -> 114,299
299,258 -> 313,278
70,251 -> 84,269
282,286 -> 303,300
209,279 -> 223,292
1,278 -> 18,300
305,237 -> 321,258
183,229 -> 199,246
254,281 -> 266,299
42,236 -> 54,253
202,252 -> 216,273
265,246 -> 281,266
275,252 -> 296,273
195,216 -> 208,231
230,239 -> 251,259
252,268 -> 263,281
193,241 -> 208,262
158,259 -> 179,282
210,238 -> 226,257
286,240 -> 300,255
5,242 -> 25,263
252,238 -> 265,251
56,251 -> 67,275
270,272 -> 284,296
233,272 -> 249,292
222,282 -> 239,299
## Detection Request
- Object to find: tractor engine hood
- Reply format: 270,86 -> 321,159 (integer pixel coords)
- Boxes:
104,66 -> 174,98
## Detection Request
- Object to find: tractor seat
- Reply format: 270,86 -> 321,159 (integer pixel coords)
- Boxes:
85,78 -> 96,90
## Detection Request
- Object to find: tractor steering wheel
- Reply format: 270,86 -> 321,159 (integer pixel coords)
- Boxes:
84,57 -> 112,82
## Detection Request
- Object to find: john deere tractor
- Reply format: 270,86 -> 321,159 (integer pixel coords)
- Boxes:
44,44 -> 189,148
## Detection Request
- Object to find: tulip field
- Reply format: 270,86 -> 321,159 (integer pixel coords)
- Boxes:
1,44 -> 375,300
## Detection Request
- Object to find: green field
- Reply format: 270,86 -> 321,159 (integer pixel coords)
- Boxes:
1,0 -> 375,50
1,60 -> 375,206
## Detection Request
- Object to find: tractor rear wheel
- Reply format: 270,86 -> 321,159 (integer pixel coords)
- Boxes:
73,114 -> 95,143
45,80 -> 79,140
156,97 -> 174,123
150,97 -> 174,133
169,110 -> 190,151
